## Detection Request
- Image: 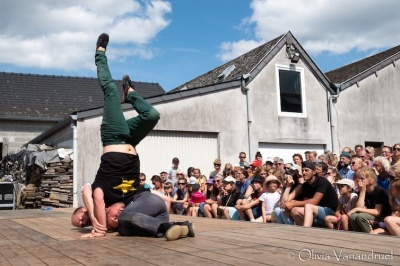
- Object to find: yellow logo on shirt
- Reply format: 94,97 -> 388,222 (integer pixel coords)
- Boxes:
113,179 -> 136,195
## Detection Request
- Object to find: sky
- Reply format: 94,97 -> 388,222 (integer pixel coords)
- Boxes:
0,0 -> 399,92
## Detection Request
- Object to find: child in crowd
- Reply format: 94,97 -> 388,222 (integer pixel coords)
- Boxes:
187,184 -> 206,217
171,177 -> 188,214
325,179 -> 358,230
256,175 -> 281,223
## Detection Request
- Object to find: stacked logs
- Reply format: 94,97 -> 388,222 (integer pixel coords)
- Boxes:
21,161 -> 73,209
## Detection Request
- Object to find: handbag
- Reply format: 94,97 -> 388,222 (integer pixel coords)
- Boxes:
217,193 -> 232,216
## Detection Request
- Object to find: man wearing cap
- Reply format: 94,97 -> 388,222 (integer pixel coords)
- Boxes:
160,170 -> 169,183
338,152 -> 355,180
281,161 -> 339,227
168,157 -> 180,184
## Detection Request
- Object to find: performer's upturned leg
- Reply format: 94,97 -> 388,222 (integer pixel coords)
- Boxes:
95,33 -> 130,146
122,75 -> 160,147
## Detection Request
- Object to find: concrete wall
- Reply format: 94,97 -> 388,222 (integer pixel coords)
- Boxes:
69,45 -> 332,206
0,120 -> 55,156
332,59 -> 400,150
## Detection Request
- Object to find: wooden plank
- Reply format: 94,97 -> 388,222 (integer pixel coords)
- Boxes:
0,209 -> 398,266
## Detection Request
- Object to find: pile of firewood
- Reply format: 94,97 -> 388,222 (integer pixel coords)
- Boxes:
21,161 -> 73,209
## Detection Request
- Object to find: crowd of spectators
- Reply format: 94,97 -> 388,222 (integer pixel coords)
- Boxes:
142,145 -> 400,237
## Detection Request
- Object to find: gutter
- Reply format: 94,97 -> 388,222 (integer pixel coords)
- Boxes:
71,114 -> 79,208
241,74 -> 252,158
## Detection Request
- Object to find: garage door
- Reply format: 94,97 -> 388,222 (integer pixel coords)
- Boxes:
137,130 -> 218,180
258,143 -> 325,164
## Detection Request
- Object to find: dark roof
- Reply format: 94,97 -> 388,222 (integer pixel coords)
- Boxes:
169,35 -> 284,93
325,45 -> 400,84
0,72 -> 165,121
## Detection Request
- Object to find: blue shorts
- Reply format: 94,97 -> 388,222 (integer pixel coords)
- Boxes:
314,206 -> 335,225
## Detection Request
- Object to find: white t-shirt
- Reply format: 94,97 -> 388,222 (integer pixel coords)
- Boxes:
259,191 -> 281,215
339,192 -> 358,213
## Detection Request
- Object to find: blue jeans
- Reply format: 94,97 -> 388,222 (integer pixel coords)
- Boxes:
273,207 -> 294,224
314,206 -> 335,225
118,191 -> 169,236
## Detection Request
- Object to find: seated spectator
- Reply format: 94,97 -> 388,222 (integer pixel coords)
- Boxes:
348,167 -> 391,233
381,145 -> 394,165
235,167 -> 251,195
273,157 -> 284,171
164,181 -> 175,198
392,144 -> 400,165
365,146 -> 375,162
192,168 -> 207,194
217,176 -> 243,220
183,177 -> 198,212
203,175 -> 224,218
187,184 -> 206,217
281,161 -> 339,227
373,156 -> 391,191
273,168 -> 303,224
358,148 -> 372,167
139,172 -> 151,189
338,152 -> 355,180
325,179 -> 358,230
171,177 -> 188,214
383,180 -> 400,236
151,175 -> 165,194
255,175 -> 281,223
315,162 -> 329,179
325,151 -> 338,167
292,153 -> 303,167
254,166 -> 267,178
235,175 -> 265,221
265,157 -> 274,171
197,178 -> 214,217
175,169 -> 186,183
318,154 -> 331,167
308,151 -> 317,163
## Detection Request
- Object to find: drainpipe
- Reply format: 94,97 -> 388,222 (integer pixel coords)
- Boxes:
328,84 -> 340,153
71,114 -> 79,208
241,74 -> 252,158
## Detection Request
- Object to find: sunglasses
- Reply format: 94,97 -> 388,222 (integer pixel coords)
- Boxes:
140,179 -> 146,181
388,175 -> 399,181
214,164 -> 221,166
274,163 -> 282,165
164,186 -> 172,189
213,180 -> 221,183
394,148 -> 400,151
239,156 -> 246,159
178,183 -> 186,185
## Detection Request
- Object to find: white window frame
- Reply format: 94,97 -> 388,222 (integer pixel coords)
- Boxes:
275,64 -> 307,118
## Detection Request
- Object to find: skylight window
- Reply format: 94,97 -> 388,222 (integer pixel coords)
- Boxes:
217,64 -> 236,80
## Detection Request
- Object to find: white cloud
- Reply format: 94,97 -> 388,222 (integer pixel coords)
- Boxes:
218,40 -> 264,62
0,0 -> 171,71
219,0 -> 400,61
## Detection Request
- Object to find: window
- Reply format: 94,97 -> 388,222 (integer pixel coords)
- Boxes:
276,65 -> 306,117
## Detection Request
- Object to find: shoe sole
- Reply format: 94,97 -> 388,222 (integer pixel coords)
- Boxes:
165,225 -> 182,241
179,226 -> 189,238
187,223 -> 195,237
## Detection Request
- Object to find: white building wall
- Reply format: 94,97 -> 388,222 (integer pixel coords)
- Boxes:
332,59 -> 400,150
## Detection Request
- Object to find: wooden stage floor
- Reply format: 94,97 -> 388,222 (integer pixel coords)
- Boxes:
0,208 -> 398,266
